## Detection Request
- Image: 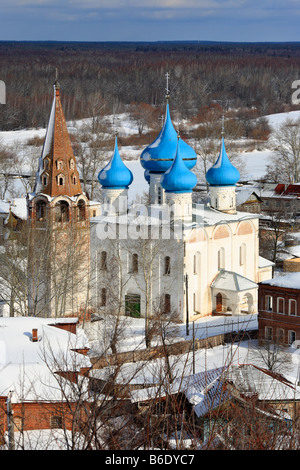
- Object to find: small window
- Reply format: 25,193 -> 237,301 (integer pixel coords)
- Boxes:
56,174 -> 65,186
56,160 -> 64,170
277,329 -> 284,344
239,244 -> 246,266
289,330 -> 296,345
164,256 -> 171,275
50,415 -> 63,429
265,327 -> 273,341
164,294 -> 171,314
132,254 -> 138,273
277,297 -> 285,314
265,295 -> 273,311
77,200 -> 86,221
100,251 -> 107,270
218,248 -> 225,270
101,288 -> 107,307
289,299 -> 297,316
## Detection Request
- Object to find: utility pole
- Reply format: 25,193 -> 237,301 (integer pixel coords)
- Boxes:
185,274 -> 189,336
6,391 -> 15,450
192,321 -> 195,375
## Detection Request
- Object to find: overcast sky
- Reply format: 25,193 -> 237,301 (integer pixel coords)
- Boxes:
0,0 -> 300,42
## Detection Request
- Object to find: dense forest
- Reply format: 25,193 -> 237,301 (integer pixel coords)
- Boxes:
0,40 -> 300,131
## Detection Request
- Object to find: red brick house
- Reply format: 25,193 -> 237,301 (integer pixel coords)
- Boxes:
258,272 -> 300,345
0,316 -> 91,447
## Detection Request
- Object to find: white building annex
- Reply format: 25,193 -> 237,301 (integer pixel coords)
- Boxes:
90,93 -> 273,323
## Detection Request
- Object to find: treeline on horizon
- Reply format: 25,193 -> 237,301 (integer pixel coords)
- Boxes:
0,40 -> 300,131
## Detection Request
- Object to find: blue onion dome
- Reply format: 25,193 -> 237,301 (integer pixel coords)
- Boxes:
98,136 -> 133,189
206,137 -> 240,186
161,136 -> 197,193
140,102 -> 197,174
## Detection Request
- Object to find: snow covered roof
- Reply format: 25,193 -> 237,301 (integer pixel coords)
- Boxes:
211,270 -> 257,292
193,203 -> 258,227
0,316 -> 90,403
226,364 -> 300,402
260,271 -> 300,290
258,256 -> 274,269
0,198 -> 27,220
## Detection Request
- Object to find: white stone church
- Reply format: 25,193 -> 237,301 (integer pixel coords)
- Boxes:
90,98 -> 273,323
27,81 -> 273,322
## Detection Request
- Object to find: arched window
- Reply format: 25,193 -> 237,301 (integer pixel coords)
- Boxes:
56,160 -> 64,170
277,297 -> 285,314
69,159 -> 75,170
77,200 -> 86,221
239,244 -> 246,266
218,248 -> 225,270
43,158 -> 50,170
100,251 -> 107,270
289,299 -> 297,316
164,294 -> 171,314
164,256 -> 171,275
194,252 -> 201,274
56,174 -> 65,186
265,295 -> 273,311
101,288 -> 107,307
132,254 -> 138,273
42,174 -> 48,186
36,200 -> 46,221
216,293 -> 223,313
55,201 -> 69,223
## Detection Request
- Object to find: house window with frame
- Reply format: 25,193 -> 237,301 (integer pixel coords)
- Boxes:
289,330 -> 296,345
50,415 -> 63,429
265,326 -> 273,341
277,328 -> 285,344
265,295 -> 273,312
289,299 -> 297,316
277,297 -> 285,314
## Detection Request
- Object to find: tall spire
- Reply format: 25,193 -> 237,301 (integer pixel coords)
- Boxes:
165,71 -> 170,102
33,80 -> 82,198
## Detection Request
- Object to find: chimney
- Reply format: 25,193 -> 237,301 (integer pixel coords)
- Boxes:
32,328 -> 38,342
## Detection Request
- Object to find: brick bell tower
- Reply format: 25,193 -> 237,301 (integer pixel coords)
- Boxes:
27,77 -> 90,318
